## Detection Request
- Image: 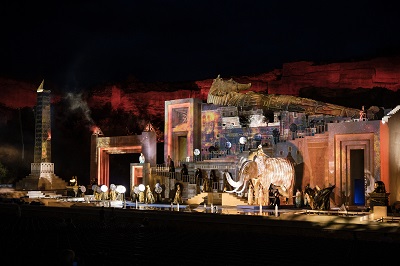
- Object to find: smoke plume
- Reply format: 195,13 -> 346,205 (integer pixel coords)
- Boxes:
65,92 -> 96,125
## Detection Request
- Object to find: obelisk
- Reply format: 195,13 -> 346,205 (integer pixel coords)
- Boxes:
34,79 -> 52,163
16,80 -> 67,191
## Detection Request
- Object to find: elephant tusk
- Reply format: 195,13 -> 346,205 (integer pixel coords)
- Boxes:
225,172 -> 244,188
235,180 -> 248,194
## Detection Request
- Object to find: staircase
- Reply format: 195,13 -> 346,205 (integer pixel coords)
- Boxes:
222,193 -> 248,206
26,191 -> 63,199
16,174 -> 68,191
186,192 -> 208,205
186,192 -> 247,206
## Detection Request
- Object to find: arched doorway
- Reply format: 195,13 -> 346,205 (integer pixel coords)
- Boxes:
90,132 -> 157,188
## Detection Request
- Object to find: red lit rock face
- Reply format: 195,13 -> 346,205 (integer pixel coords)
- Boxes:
0,79 -> 62,109
1,56 -> 400,113
0,79 -> 37,108
89,85 -> 203,118
271,58 -> 400,95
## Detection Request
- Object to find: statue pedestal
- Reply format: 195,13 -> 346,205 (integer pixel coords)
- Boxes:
368,192 -> 390,209
373,206 -> 387,219
66,186 -> 79,197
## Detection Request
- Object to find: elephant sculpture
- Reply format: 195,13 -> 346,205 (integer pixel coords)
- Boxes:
226,146 -> 295,205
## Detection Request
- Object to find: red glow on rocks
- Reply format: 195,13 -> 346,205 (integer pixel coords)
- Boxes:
0,78 -> 37,108
111,86 -> 121,110
0,78 -> 62,108
2,56 -> 400,117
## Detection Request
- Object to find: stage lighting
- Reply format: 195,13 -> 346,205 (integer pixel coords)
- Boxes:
100,185 -> 108,192
116,185 -> 126,194
138,184 -> 145,192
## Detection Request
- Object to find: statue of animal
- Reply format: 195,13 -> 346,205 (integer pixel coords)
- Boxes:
208,75 -> 378,118
226,147 -> 295,205
304,184 -> 336,210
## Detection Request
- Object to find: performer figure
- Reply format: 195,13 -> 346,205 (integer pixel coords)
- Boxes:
109,184 -> 117,201
273,190 -> 281,207
173,184 -> 183,204
145,185 -> 155,204
139,153 -> 145,163
154,183 -> 163,203
169,160 -> 175,175
295,189 -> 302,208
359,106 -> 366,120
138,190 -> 145,203
181,164 -> 189,176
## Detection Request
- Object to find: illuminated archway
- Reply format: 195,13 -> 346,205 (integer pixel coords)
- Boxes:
90,132 -> 156,186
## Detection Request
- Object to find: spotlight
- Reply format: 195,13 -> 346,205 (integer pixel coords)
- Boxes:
116,185 -> 126,194
138,184 -> 145,192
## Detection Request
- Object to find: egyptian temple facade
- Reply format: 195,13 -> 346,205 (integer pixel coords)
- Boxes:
162,97 -> 399,208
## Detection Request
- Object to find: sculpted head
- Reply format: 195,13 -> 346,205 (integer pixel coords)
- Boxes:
210,75 -> 252,96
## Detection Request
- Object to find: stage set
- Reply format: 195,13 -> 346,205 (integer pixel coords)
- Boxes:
14,77 -> 400,217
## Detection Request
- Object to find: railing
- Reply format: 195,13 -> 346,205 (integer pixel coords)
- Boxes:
196,164 -> 236,171
155,171 -> 196,185
154,165 -> 228,193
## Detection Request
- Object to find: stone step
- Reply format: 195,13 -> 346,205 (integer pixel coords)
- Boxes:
27,191 -> 44,198
186,192 -> 247,206
16,175 -> 68,190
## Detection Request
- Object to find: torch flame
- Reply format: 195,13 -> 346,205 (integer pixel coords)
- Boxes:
92,126 -> 104,136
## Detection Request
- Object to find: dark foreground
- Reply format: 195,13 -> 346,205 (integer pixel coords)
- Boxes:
0,202 -> 399,266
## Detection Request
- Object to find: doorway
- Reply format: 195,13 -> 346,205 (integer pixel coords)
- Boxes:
335,133 -> 374,207
351,149 -> 365,206
178,136 -> 188,162
109,153 -> 139,197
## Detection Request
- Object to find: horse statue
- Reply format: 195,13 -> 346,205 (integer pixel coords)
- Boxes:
304,184 -> 335,210
225,146 -> 295,205
207,75 -> 378,118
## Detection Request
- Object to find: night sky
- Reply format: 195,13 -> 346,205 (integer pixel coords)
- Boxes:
2,1 -> 400,91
